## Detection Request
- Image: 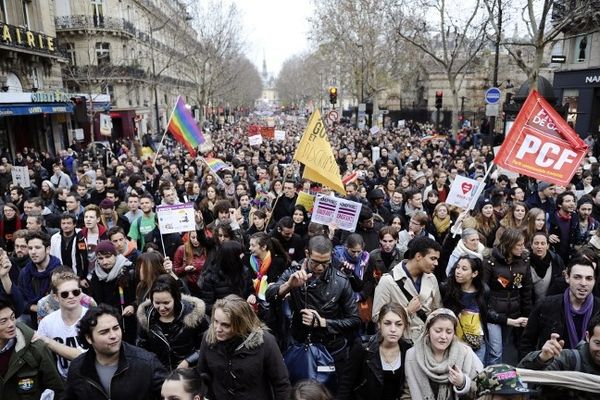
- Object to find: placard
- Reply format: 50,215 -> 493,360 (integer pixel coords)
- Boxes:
274,130 -> 286,141
156,202 -> 195,234
11,166 -> 31,188
446,175 -> 480,209
311,195 -> 362,231
248,134 -> 263,146
295,191 -> 315,214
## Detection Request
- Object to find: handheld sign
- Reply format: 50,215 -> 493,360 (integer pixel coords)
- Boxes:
311,194 -> 362,232
446,176 -> 480,209
156,203 -> 195,235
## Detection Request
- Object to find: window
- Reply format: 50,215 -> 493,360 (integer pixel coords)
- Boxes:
573,35 -> 589,63
92,0 -> 104,27
22,0 -> 30,28
65,43 -> 76,66
563,89 -> 579,126
96,42 -> 110,65
0,0 -> 7,23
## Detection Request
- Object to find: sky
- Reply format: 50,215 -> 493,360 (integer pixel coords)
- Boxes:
232,0 -> 314,78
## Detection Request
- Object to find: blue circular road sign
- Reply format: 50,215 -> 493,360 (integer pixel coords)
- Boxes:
485,87 -> 501,104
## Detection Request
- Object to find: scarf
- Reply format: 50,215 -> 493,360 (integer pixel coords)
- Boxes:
433,216 -> 451,234
564,288 -> 594,349
454,239 -> 484,260
95,263 -> 123,282
411,336 -> 477,400
250,251 -> 272,301
530,252 -> 552,279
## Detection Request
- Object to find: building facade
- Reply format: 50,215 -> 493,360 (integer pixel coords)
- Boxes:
55,0 -> 199,142
551,0 -> 600,138
0,0 -> 72,158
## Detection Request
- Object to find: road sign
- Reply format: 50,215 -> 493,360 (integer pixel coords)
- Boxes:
327,109 -> 339,124
486,104 -> 499,117
485,87 -> 501,104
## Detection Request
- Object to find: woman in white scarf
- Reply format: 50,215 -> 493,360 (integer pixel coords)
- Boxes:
405,308 -> 483,400
446,228 -> 486,276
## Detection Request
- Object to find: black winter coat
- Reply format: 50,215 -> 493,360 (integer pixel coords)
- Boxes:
137,295 -> 209,370
197,330 -> 291,400
520,294 -> 600,355
198,263 -> 253,315
337,335 -> 411,400
482,248 -> 533,324
266,263 -> 361,349
64,342 -> 167,400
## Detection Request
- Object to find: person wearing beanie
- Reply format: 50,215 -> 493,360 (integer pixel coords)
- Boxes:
87,239 -> 137,343
525,181 -> 556,216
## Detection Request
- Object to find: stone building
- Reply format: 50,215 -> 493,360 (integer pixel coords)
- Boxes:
0,0 -> 71,158
55,0 -> 199,141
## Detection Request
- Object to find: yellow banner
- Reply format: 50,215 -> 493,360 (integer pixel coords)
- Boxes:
294,109 -> 346,195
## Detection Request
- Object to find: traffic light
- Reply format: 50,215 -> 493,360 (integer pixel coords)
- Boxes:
329,87 -> 338,105
435,91 -> 443,109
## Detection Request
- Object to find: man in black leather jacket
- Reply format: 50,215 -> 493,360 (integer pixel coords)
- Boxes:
266,235 -> 360,380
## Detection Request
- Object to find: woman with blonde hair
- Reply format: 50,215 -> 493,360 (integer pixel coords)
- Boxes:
197,294 -> 291,400
523,207 -> 547,245
494,201 -> 528,246
430,202 -> 454,245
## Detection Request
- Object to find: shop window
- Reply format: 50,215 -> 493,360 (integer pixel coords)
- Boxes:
96,42 -> 110,66
573,35 -> 589,63
563,89 -> 579,126
65,43 -> 77,66
92,0 -> 104,27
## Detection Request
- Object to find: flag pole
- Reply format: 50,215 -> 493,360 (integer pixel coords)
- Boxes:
199,156 -> 225,187
152,96 -> 181,167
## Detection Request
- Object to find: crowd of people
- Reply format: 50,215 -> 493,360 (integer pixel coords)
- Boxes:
1,117 -> 600,400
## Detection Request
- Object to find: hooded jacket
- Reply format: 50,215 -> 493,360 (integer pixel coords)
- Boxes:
17,255 -> 62,310
197,329 -> 291,400
0,322 -> 64,399
137,295 -> 208,369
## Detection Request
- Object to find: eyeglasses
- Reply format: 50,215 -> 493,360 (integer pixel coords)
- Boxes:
59,289 -> 81,299
309,258 -> 331,268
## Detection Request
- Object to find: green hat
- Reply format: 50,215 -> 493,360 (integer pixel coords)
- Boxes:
475,364 -> 536,397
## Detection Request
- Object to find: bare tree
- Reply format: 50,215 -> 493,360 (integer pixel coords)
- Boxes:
393,0 -> 490,136
484,0 -> 599,92
276,51 -> 330,109
186,0 -> 248,122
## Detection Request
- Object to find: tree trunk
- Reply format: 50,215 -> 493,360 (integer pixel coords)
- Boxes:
448,75 -> 460,137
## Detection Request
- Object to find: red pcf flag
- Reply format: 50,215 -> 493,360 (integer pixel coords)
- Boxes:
494,90 -> 588,186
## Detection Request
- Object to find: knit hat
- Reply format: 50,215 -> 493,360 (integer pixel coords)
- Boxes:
367,188 -> 385,200
537,181 -> 554,192
99,198 -> 115,209
475,364 -> 536,397
359,206 -> 374,222
424,308 -> 457,331
95,240 -> 117,256
41,180 -> 55,191
477,198 -> 492,212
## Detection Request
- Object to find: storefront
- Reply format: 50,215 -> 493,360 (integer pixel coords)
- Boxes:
0,91 -> 73,158
553,68 -> 600,138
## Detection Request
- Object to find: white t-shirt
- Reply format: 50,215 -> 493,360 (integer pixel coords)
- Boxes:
37,307 -> 88,379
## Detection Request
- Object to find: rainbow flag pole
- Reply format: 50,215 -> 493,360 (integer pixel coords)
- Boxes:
153,96 -> 205,165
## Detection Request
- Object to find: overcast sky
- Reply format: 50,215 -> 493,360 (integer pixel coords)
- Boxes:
232,0 -> 314,77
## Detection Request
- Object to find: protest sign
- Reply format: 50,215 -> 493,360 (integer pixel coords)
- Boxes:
11,166 -> 31,188
311,195 -> 362,231
156,203 -> 195,235
494,90 -> 588,186
248,134 -> 263,146
295,191 -> 316,214
274,130 -> 286,141
446,175 -> 480,209
260,126 -> 275,139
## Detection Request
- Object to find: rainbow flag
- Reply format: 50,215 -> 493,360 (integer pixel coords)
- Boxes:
204,157 -> 230,173
167,96 -> 205,156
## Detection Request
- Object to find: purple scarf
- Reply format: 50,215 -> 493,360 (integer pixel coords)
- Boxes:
564,288 -> 594,348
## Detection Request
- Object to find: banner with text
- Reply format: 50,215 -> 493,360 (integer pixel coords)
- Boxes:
494,90 -> 588,186
311,195 -> 362,232
156,202 -> 196,235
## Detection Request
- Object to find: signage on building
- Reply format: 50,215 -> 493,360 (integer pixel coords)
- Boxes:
31,91 -> 71,103
0,22 -> 57,55
585,75 -> 600,84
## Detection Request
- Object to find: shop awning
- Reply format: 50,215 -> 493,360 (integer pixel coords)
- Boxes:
0,103 -> 74,117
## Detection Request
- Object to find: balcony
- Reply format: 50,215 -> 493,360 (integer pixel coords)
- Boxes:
55,15 -> 137,38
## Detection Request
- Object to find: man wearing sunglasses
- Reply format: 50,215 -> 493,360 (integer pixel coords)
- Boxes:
34,268 -> 87,380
